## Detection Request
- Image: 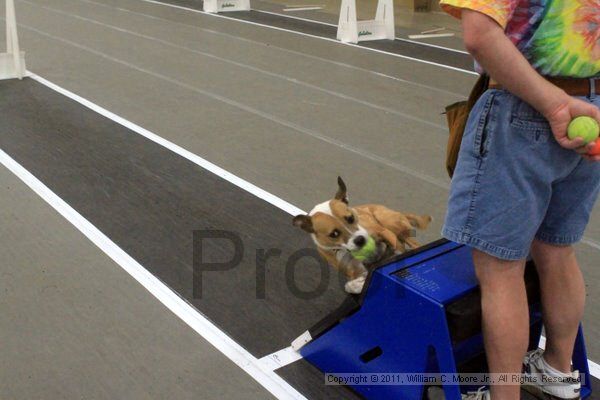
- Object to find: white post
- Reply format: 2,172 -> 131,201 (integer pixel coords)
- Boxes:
203,0 -> 218,13
6,3 -> 12,54
336,0 -> 395,44
336,0 -> 359,43
375,0 -> 395,40
203,0 -> 250,13
1,0 -> 26,80
7,0 -> 22,79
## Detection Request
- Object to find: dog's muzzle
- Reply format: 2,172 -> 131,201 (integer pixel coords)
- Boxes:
346,226 -> 369,251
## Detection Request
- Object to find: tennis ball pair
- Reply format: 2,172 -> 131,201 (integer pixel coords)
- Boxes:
350,236 -> 377,261
567,116 -> 600,156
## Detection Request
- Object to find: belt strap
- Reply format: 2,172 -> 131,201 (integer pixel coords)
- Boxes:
489,76 -> 600,97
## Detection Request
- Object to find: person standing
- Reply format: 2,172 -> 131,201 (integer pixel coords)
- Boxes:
440,0 -> 600,399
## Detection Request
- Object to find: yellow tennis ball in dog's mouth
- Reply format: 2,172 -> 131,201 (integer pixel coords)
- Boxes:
567,116 -> 600,144
350,236 -> 377,261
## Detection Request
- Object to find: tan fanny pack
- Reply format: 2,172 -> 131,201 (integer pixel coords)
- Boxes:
444,74 -> 489,178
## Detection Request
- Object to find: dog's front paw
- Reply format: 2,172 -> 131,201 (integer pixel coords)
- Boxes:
344,276 -> 366,294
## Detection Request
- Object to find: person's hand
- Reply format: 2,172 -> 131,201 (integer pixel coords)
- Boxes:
543,94 -> 600,161
582,141 -> 600,162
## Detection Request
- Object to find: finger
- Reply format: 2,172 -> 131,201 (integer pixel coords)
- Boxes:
591,102 -> 600,116
582,153 -> 600,162
557,136 -> 586,150
571,99 -> 600,118
583,156 -> 600,162
574,142 -> 596,154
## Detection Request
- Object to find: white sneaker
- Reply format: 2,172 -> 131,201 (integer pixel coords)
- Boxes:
426,386 -> 490,400
462,387 -> 491,400
522,349 -> 581,400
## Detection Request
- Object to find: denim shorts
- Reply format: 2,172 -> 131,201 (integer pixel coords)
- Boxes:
442,89 -> 600,260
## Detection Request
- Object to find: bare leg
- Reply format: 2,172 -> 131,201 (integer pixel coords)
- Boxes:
473,249 -> 528,400
530,240 -> 585,373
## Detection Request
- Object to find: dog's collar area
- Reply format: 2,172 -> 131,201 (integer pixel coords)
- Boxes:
337,251 -> 355,270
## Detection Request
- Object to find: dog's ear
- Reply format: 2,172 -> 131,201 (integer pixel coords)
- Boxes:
335,176 -> 348,204
293,215 -> 314,233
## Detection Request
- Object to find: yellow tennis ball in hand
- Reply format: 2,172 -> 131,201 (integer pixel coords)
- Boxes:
567,116 -> 600,144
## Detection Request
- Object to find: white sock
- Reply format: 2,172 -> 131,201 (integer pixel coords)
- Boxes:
540,355 -> 580,399
540,355 -> 572,378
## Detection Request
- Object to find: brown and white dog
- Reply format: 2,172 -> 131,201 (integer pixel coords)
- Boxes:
293,177 -> 432,294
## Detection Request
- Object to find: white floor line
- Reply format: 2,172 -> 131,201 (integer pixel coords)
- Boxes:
16,25 -> 451,189
72,0 -> 466,98
581,237 -> 600,251
282,7 -> 323,12
590,360 -> 600,381
18,0 -> 450,130
19,73 -> 600,381
0,148 -> 306,400
260,346 -> 304,371
252,8 -> 469,55
130,0 -> 477,75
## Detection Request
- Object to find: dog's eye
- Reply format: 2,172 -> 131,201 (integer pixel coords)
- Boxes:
345,215 -> 355,224
329,229 -> 340,238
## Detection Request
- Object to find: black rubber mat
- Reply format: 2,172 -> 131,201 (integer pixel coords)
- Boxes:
0,78 -> 347,358
277,359 -> 363,399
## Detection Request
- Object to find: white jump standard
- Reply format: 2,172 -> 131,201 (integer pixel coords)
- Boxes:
336,0 -> 395,44
203,0 -> 250,13
1,0 -> 25,80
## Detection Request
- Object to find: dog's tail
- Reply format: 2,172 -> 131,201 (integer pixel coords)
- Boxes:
406,214 -> 433,230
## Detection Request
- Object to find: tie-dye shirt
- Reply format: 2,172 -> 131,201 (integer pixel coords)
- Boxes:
440,0 -> 600,78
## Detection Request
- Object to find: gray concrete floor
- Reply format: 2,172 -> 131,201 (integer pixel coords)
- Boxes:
0,165 -> 274,399
1,0 -> 599,396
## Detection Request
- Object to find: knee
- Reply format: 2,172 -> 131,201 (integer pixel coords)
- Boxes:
531,240 -> 576,271
533,240 -> 574,261
472,249 -> 526,290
